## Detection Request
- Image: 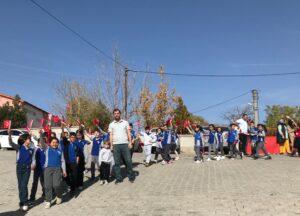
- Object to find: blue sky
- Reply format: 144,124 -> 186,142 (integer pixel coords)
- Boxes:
0,0 -> 300,123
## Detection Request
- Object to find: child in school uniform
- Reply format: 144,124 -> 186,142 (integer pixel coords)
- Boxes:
90,129 -> 104,180
8,130 -> 35,211
228,123 -> 243,159
139,126 -> 157,167
248,121 -> 258,157
98,142 -> 114,185
154,128 -> 164,163
253,124 -> 272,160
75,130 -> 90,190
43,137 -> 67,209
186,124 -> 204,163
61,132 -> 79,193
207,124 -> 218,161
161,125 -> 173,165
216,127 -> 225,160
29,131 -> 46,202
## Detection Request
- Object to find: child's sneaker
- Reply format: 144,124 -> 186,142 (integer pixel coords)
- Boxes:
78,186 -> 83,190
221,156 -> 226,160
56,197 -> 62,205
216,156 -> 221,161
145,163 -> 150,167
45,202 -> 51,209
153,159 -> 158,164
175,156 -> 179,161
161,160 -> 166,165
195,160 -> 200,164
264,155 -> 272,160
104,180 -> 108,185
100,180 -> 105,185
206,158 -> 211,162
22,205 -> 29,211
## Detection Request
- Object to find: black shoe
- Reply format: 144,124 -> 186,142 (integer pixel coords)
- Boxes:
115,180 -> 123,185
265,155 -> 272,160
253,155 -> 259,160
129,178 -> 135,183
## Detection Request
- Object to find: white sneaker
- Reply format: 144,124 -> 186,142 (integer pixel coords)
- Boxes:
104,180 -> 108,185
206,158 -> 211,162
100,180 -> 105,185
221,156 -> 225,160
195,160 -> 200,164
22,205 -> 29,211
45,202 -> 51,209
161,160 -> 166,165
153,159 -> 158,163
216,156 -> 221,161
56,197 -> 62,205
175,157 -> 179,161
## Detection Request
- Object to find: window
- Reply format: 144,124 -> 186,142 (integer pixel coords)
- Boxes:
11,130 -> 22,136
0,131 -> 8,135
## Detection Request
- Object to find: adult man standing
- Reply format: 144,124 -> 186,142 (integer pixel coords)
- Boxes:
109,109 -> 135,184
236,114 -> 249,156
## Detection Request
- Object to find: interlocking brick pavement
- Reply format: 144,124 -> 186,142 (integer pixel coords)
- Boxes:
0,151 -> 299,216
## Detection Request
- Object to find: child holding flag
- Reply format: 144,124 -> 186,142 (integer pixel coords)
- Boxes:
8,128 -> 35,211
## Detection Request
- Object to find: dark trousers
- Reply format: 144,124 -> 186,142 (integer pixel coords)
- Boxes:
162,145 -> 171,162
16,164 -> 31,206
229,142 -> 242,158
66,163 -> 77,191
30,169 -> 44,200
77,156 -> 85,187
239,134 -> 248,154
100,162 -> 110,181
44,167 -> 63,202
255,141 -> 269,157
113,144 -> 134,181
154,147 -> 162,160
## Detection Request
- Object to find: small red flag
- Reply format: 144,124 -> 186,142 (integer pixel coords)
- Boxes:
183,120 -> 190,128
52,115 -> 61,123
26,119 -> 33,132
3,120 -> 11,129
92,118 -> 100,126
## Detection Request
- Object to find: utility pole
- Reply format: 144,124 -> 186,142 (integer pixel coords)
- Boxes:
124,67 -> 129,119
252,89 -> 259,125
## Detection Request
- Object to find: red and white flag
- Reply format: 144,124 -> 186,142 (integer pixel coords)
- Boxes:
26,119 -> 33,132
52,115 -> 61,123
3,120 -> 11,129
92,118 -> 100,126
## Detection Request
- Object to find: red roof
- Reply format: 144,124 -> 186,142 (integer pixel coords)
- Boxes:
0,93 -> 49,114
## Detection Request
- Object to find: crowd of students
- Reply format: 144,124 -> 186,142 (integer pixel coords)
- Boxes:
7,110 -> 300,212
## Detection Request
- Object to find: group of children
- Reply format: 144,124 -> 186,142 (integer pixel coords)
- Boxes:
9,118 -> 273,212
186,121 -> 271,163
8,124 -> 114,211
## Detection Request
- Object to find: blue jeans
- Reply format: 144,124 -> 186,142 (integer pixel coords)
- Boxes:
16,164 -> 31,206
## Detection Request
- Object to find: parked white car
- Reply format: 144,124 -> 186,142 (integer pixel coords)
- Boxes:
0,129 -> 38,149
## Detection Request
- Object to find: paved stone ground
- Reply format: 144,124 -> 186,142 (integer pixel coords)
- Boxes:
0,150 -> 299,216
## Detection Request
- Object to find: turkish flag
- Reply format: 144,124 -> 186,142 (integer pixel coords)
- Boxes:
26,119 -> 33,132
39,118 -> 45,128
92,118 -> 100,126
3,120 -> 11,129
52,115 -> 61,123
183,120 -> 191,128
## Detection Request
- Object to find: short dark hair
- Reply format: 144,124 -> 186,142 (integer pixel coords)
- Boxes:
69,132 -> 76,137
113,108 -> 121,114
129,123 -> 133,127
18,134 -> 31,145
50,137 -> 59,143
145,126 -> 150,130
242,113 -> 248,118
209,124 -> 215,129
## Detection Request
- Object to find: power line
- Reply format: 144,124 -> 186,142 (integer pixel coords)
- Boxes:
28,0 -> 126,68
191,91 -> 250,113
128,69 -> 300,78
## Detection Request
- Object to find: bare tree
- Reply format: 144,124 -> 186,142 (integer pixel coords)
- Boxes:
221,105 -> 253,123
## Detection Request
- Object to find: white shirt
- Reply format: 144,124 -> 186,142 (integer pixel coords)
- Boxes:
99,148 -> 114,164
140,131 -> 157,146
236,118 -> 248,134
108,119 -> 129,145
